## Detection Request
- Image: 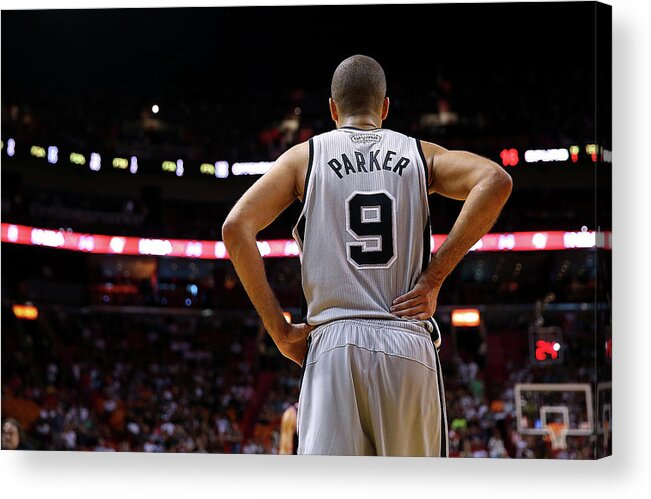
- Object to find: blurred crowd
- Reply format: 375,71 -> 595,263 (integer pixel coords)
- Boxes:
2,62 -> 595,168
2,303 -> 605,458
1,306 -> 299,453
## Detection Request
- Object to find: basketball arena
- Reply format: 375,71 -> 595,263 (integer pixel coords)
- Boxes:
1,4 -> 611,459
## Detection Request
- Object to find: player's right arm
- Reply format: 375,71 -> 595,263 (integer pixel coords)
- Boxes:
391,141 -> 512,319
222,142 -> 313,365
278,405 -> 297,455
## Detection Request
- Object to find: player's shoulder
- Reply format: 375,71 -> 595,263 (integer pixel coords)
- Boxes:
273,141 -> 311,179
281,140 -> 310,160
385,127 -> 412,140
417,138 -> 448,158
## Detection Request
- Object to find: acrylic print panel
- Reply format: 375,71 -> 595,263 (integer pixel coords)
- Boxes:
0,2 -> 611,459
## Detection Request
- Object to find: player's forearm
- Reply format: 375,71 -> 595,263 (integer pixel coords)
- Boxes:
279,433 -> 292,455
424,169 -> 512,286
222,222 -> 287,339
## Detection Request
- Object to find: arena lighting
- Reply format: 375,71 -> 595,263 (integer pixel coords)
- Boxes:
138,238 -> 173,256
30,228 -> 65,247
113,157 -> 129,169
231,161 -> 274,176
70,152 -> 86,165
585,144 -> 598,162
215,161 -> 229,178
451,308 -> 481,327
524,148 -> 570,163
12,304 -> 39,320
47,146 -> 59,164
89,153 -> 101,172
176,159 -> 184,177
200,163 -> 215,175
162,160 -> 176,173
152,104 -> 160,114
129,156 -> 138,174
1,224 -> 612,258
7,224 -> 18,242
30,145 -> 46,158
7,138 -> 16,157
562,231 -> 595,249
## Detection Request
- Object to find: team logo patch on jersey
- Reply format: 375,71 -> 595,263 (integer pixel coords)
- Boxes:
350,133 -> 381,144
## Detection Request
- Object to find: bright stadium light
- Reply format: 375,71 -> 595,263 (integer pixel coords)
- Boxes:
452,309 -> 481,327
152,104 -> 160,114
532,232 -> 548,249
7,225 -> 19,242
7,138 -> 16,157
12,304 -> 39,320
112,157 -> 128,169
162,161 -> 176,172
215,161 -> 229,178
200,163 -> 215,175
30,146 -> 46,158
89,153 -> 101,172
524,148 -> 569,163
231,161 -> 274,176
70,152 -> 86,165
563,231 -> 595,249
47,146 -> 59,164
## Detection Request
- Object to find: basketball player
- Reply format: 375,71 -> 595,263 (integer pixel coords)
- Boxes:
278,402 -> 298,455
222,55 -> 511,456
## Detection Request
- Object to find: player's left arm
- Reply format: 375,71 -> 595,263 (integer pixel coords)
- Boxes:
222,142 -> 313,365
392,141 -> 512,319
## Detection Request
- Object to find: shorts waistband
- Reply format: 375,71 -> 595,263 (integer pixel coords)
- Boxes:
313,317 -> 433,339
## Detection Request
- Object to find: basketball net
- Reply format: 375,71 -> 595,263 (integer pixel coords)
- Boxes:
545,422 -> 568,450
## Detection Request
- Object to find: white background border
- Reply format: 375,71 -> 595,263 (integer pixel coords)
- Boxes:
1,0 -> 649,497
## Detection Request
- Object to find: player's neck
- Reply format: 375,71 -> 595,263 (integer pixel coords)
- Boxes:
337,115 -> 382,130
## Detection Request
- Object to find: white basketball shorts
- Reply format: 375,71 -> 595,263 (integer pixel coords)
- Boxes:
297,318 -> 448,456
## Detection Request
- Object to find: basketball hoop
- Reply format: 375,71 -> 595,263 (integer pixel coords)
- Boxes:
545,422 -> 568,450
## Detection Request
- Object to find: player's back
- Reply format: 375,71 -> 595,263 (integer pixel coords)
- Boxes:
293,127 -> 431,326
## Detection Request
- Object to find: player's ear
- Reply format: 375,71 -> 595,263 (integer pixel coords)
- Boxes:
329,98 -> 339,123
381,97 -> 390,121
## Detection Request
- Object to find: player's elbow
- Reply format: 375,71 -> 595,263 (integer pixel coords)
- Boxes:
487,164 -> 513,202
222,213 -> 246,247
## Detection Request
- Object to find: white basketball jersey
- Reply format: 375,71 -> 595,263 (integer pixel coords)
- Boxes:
293,127 -> 431,326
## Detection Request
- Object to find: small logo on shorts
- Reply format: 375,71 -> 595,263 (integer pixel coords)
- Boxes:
350,133 -> 381,144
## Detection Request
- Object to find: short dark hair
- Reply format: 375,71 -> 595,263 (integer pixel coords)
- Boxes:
331,55 -> 386,116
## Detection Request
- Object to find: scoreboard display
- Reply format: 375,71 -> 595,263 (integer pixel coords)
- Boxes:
529,326 -> 564,365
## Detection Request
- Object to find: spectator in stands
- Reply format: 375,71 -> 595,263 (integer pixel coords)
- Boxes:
2,418 -> 31,450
